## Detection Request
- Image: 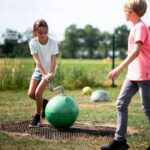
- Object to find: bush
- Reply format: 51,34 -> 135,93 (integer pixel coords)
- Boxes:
0,59 -> 28,90
0,58 -> 125,90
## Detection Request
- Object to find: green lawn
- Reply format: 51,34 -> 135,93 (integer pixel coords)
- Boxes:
0,58 -> 149,149
0,87 -> 150,150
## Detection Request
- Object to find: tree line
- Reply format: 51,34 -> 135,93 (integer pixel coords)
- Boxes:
1,24 -> 149,58
60,24 -> 129,59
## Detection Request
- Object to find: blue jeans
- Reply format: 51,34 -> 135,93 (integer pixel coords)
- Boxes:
115,78 -> 150,141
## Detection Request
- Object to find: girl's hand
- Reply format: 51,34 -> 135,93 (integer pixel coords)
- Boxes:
44,73 -> 55,82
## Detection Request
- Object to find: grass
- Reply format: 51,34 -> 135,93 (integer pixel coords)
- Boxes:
0,58 -> 126,90
0,58 -> 149,149
0,88 -> 150,150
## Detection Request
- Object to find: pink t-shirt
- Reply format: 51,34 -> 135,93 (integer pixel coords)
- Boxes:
127,21 -> 150,81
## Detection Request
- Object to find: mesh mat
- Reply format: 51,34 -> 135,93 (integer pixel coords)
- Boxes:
0,120 -> 115,139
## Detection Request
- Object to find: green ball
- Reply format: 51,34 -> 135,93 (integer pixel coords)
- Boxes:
45,95 -> 79,129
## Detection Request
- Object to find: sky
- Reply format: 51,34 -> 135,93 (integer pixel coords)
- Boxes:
0,0 -> 150,41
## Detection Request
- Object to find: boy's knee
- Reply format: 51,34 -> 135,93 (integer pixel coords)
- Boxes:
116,100 -> 128,111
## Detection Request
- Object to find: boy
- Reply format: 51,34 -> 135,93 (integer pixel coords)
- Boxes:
101,0 -> 150,149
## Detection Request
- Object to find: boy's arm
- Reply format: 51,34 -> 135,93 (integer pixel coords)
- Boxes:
108,42 -> 142,80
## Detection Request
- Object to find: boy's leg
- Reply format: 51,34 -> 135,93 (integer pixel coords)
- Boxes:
101,78 -> 138,150
138,81 -> 150,123
115,78 -> 138,140
138,81 -> 150,150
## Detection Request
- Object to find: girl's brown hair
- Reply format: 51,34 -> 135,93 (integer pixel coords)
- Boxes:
32,19 -> 48,37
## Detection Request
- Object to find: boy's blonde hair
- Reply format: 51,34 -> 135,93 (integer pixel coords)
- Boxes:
32,19 -> 48,37
124,0 -> 147,17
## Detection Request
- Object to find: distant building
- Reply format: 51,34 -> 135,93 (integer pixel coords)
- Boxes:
5,29 -> 19,40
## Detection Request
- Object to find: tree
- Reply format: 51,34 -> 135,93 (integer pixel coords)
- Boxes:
114,25 -> 129,49
2,39 -> 17,57
60,24 -> 101,58
60,25 -> 82,58
113,25 -> 129,58
83,25 -> 101,57
99,31 -> 112,58
22,28 -> 32,42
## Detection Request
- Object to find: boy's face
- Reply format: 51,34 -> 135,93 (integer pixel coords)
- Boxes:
36,27 -> 48,44
124,9 -> 133,21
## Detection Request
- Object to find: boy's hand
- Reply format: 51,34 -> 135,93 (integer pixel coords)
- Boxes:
108,67 -> 121,80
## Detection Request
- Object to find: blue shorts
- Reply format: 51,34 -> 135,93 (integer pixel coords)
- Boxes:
31,68 -> 42,80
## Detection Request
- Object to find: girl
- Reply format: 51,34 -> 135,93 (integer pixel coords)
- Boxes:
28,19 -> 58,127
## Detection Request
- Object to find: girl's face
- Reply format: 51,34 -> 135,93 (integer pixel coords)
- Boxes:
36,27 -> 48,44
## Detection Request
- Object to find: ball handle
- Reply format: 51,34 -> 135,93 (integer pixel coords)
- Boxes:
49,82 -> 64,94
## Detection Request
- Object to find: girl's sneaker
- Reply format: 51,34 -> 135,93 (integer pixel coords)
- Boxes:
29,114 -> 40,128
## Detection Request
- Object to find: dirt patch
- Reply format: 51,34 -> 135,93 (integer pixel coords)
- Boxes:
79,103 -> 115,109
75,121 -> 139,135
0,106 -> 16,110
99,123 -> 139,134
41,120 -> 139,134
8,132 -> 31,137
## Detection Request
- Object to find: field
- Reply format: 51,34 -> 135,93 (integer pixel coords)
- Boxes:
0,58 -> 125,90
0,58 -> 150,150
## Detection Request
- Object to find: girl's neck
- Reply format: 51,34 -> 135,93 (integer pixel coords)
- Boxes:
38,37 -> 48,45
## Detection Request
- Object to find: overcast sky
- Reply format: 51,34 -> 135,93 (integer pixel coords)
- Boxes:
1,0 -> 150,41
